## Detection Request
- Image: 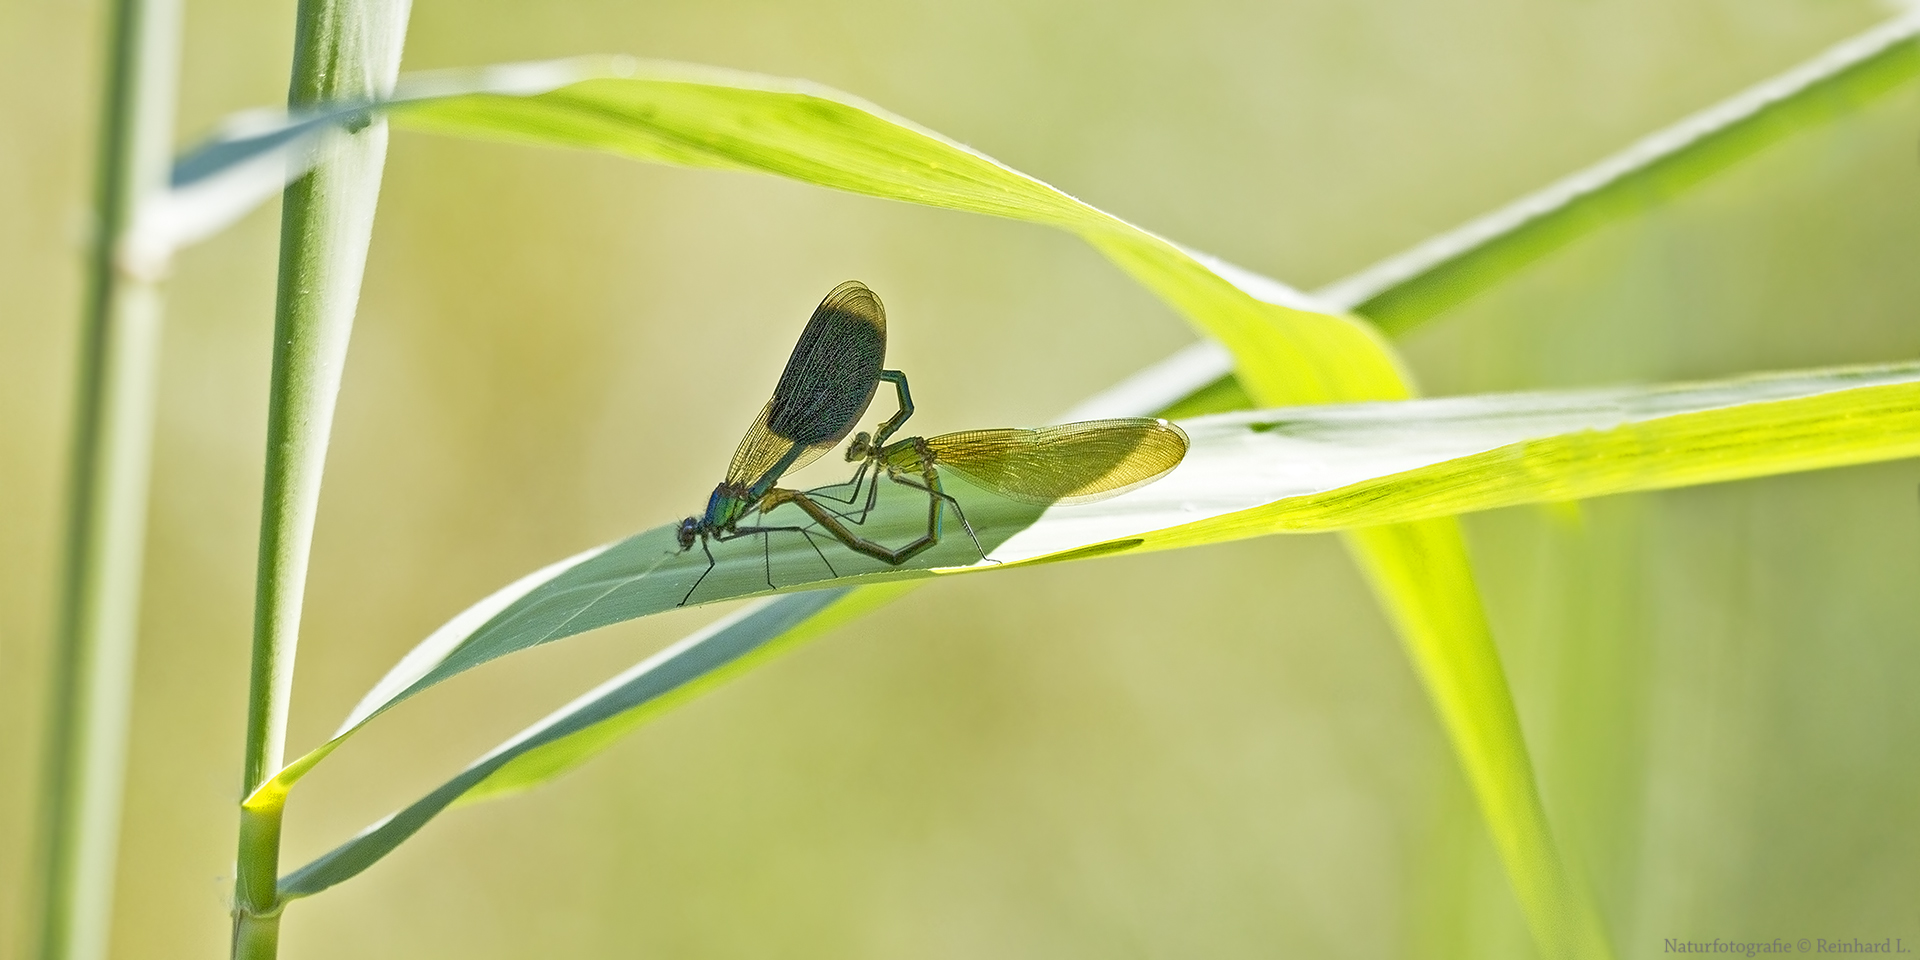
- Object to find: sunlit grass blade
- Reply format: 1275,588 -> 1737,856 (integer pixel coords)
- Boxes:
1320,10 -> 1920,332
157,13 -> 1920,349
132,60 -> 604,271
160,56 -> 1407,404
385,61 -> 1409,406
1078,10 -> 1920,406
1348,517 -> 1608,958
277,584 -> 906,898
277,360 -> 1920,902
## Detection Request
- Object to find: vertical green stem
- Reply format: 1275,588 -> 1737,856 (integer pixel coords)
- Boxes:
230,0 -> 409,955
34,0 -> 181,956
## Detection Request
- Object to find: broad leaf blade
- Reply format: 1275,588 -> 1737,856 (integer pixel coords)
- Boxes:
365,360 -> 1920,729
279,586 -> 890,898
282,361 -> 1920,903
387,62 -> 1407,405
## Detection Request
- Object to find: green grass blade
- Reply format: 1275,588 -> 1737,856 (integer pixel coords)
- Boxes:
1152,365 -> 1920,543
385,61 -> 1408,405
133,61 -> 601,268
277,584 -> 908,898
158,13 -> 1920,345
277,360 -> 1920,904
1107,8 -> 1920,406
1347,519 -> 1608,960
1321,11 -> 1920,331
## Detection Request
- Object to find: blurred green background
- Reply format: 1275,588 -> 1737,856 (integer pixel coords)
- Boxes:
5,0 -> 1919,957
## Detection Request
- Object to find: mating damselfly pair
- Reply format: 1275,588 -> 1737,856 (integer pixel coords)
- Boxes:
676,281 -> 1189,605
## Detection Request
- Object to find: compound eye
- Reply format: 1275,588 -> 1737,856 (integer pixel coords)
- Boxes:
847,432 -> 872,460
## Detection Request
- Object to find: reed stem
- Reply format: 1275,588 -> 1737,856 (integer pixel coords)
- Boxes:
230,0 -> 410,956
34,0 -> 181,956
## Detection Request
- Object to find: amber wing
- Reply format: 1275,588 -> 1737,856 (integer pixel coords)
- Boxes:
924,418 -> 1189,505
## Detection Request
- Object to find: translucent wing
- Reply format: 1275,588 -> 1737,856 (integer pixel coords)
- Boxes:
923,418 -> 1190,505
725,281 -> 888,488
722,402 -> 805,490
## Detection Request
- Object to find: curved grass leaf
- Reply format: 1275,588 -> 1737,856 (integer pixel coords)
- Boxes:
279,360 -> 1920,901
154,13 -> 1920,350
132,60 -> 608,272
1321,10 -> 1920,332
385,60 -> 1408,406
